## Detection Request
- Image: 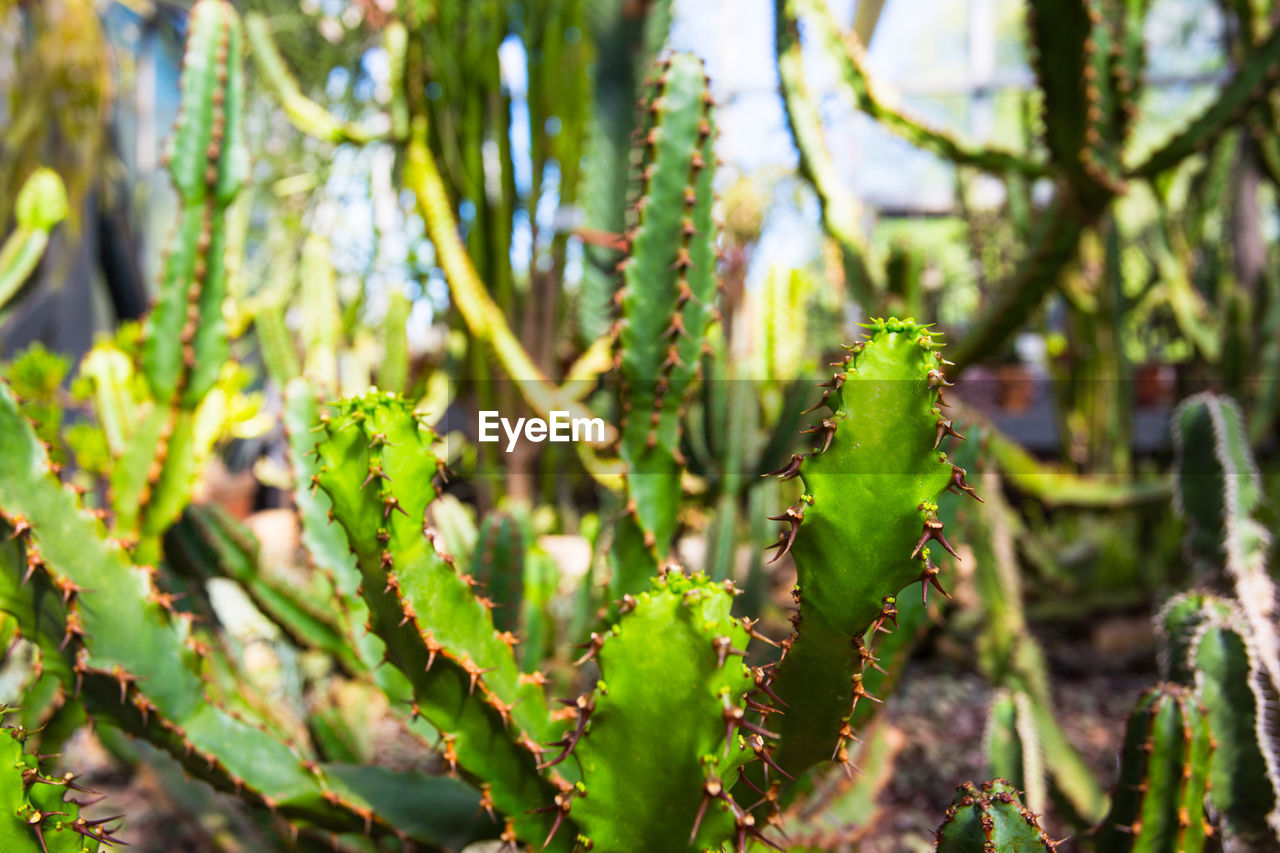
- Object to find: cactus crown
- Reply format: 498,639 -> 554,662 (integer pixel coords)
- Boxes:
934,778 -> 1055,852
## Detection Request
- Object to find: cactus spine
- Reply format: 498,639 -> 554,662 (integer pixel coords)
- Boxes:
758,319 -> 973,780
934,779 -> 1055,852
0,710 -> 122,851
610,52 -> 719,595
1095,685 -> 1213,852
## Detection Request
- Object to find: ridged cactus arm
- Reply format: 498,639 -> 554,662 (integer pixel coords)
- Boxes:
759,319 -> 971,779
1095,685 -> 1213,852
110,0 -> 247,563
1130,18 -> 1280,177
610,52 -> 720,594
772,0 -> 878,309
934,779 -> 1054,852
1159,592 -> 1280,846
790,0 -> 1046,178
562,572 -> 767,853
983,690 -> 1048,817
244,13 -> 385,145
0,710 -> 123,851
0,382 -> 451,843
1173,394 -> 1280,771
312,391 -> 570,850
1193,611 -> 1280,845
0,169 -> 68,313
142,0 -> 244,406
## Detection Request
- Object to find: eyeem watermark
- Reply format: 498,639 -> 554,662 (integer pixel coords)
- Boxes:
478,410 -> 607,452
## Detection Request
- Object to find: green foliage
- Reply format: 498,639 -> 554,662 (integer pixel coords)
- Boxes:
0,169 -> 68,315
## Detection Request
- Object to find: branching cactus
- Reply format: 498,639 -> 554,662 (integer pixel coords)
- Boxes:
756,318 -> 975,781
111,0 -> 247,562
610,52 -> 719,595
934,779 -> 1055,853
1095,684 -> 1213,852
0,709 -> 122,851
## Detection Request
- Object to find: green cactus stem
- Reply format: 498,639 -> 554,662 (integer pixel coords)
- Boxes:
934,779 -> 1055,852
609,52 -> 720,595
0,169 -> 68,315
1095,684 -> 1213,852
772,0 -> 878,308
786,0 -> 1045,178
245,12 -> 385,144
0,709 -> 123,851
1173,392 -> 1280,841
473,512 -> 525,635
562,570 -> 768,853
1159,592 -> 1280,847
0,381 -> 472,846
104,0 -> 248,563
1131,15 -> 1280,178
984,689 -> 1048,817
757,319 -> 973,782
312,390 -> 570,850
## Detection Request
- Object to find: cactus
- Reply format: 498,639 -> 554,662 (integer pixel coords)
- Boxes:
0,381 -> 486,847
934,779 -> 1055,852
609,52 -> 720,595
0,709 -> 123,851
1158,592 -> 1279,847
108,0 -> 247,564
1172,393 -> 1280,841
0,169 -> 68,315
473,512 -> 525,635
565,571 -> 766,852
754,318 -> 974,781
984,689 -> 1048,817
311,390 -> 569,849
1095,684 -> 1213,852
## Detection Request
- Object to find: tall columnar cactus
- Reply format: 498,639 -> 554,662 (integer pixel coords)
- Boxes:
609,52 -> 719,595
934,779 -> 1055,852
112,0 -> 247,561
1172,393 -> 1280,840
312,391 -> 569,850
1158,592 -> 1279,848
1095,685 -> 1213,852
0,710 -> 122,851
755,318 -> 974,780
